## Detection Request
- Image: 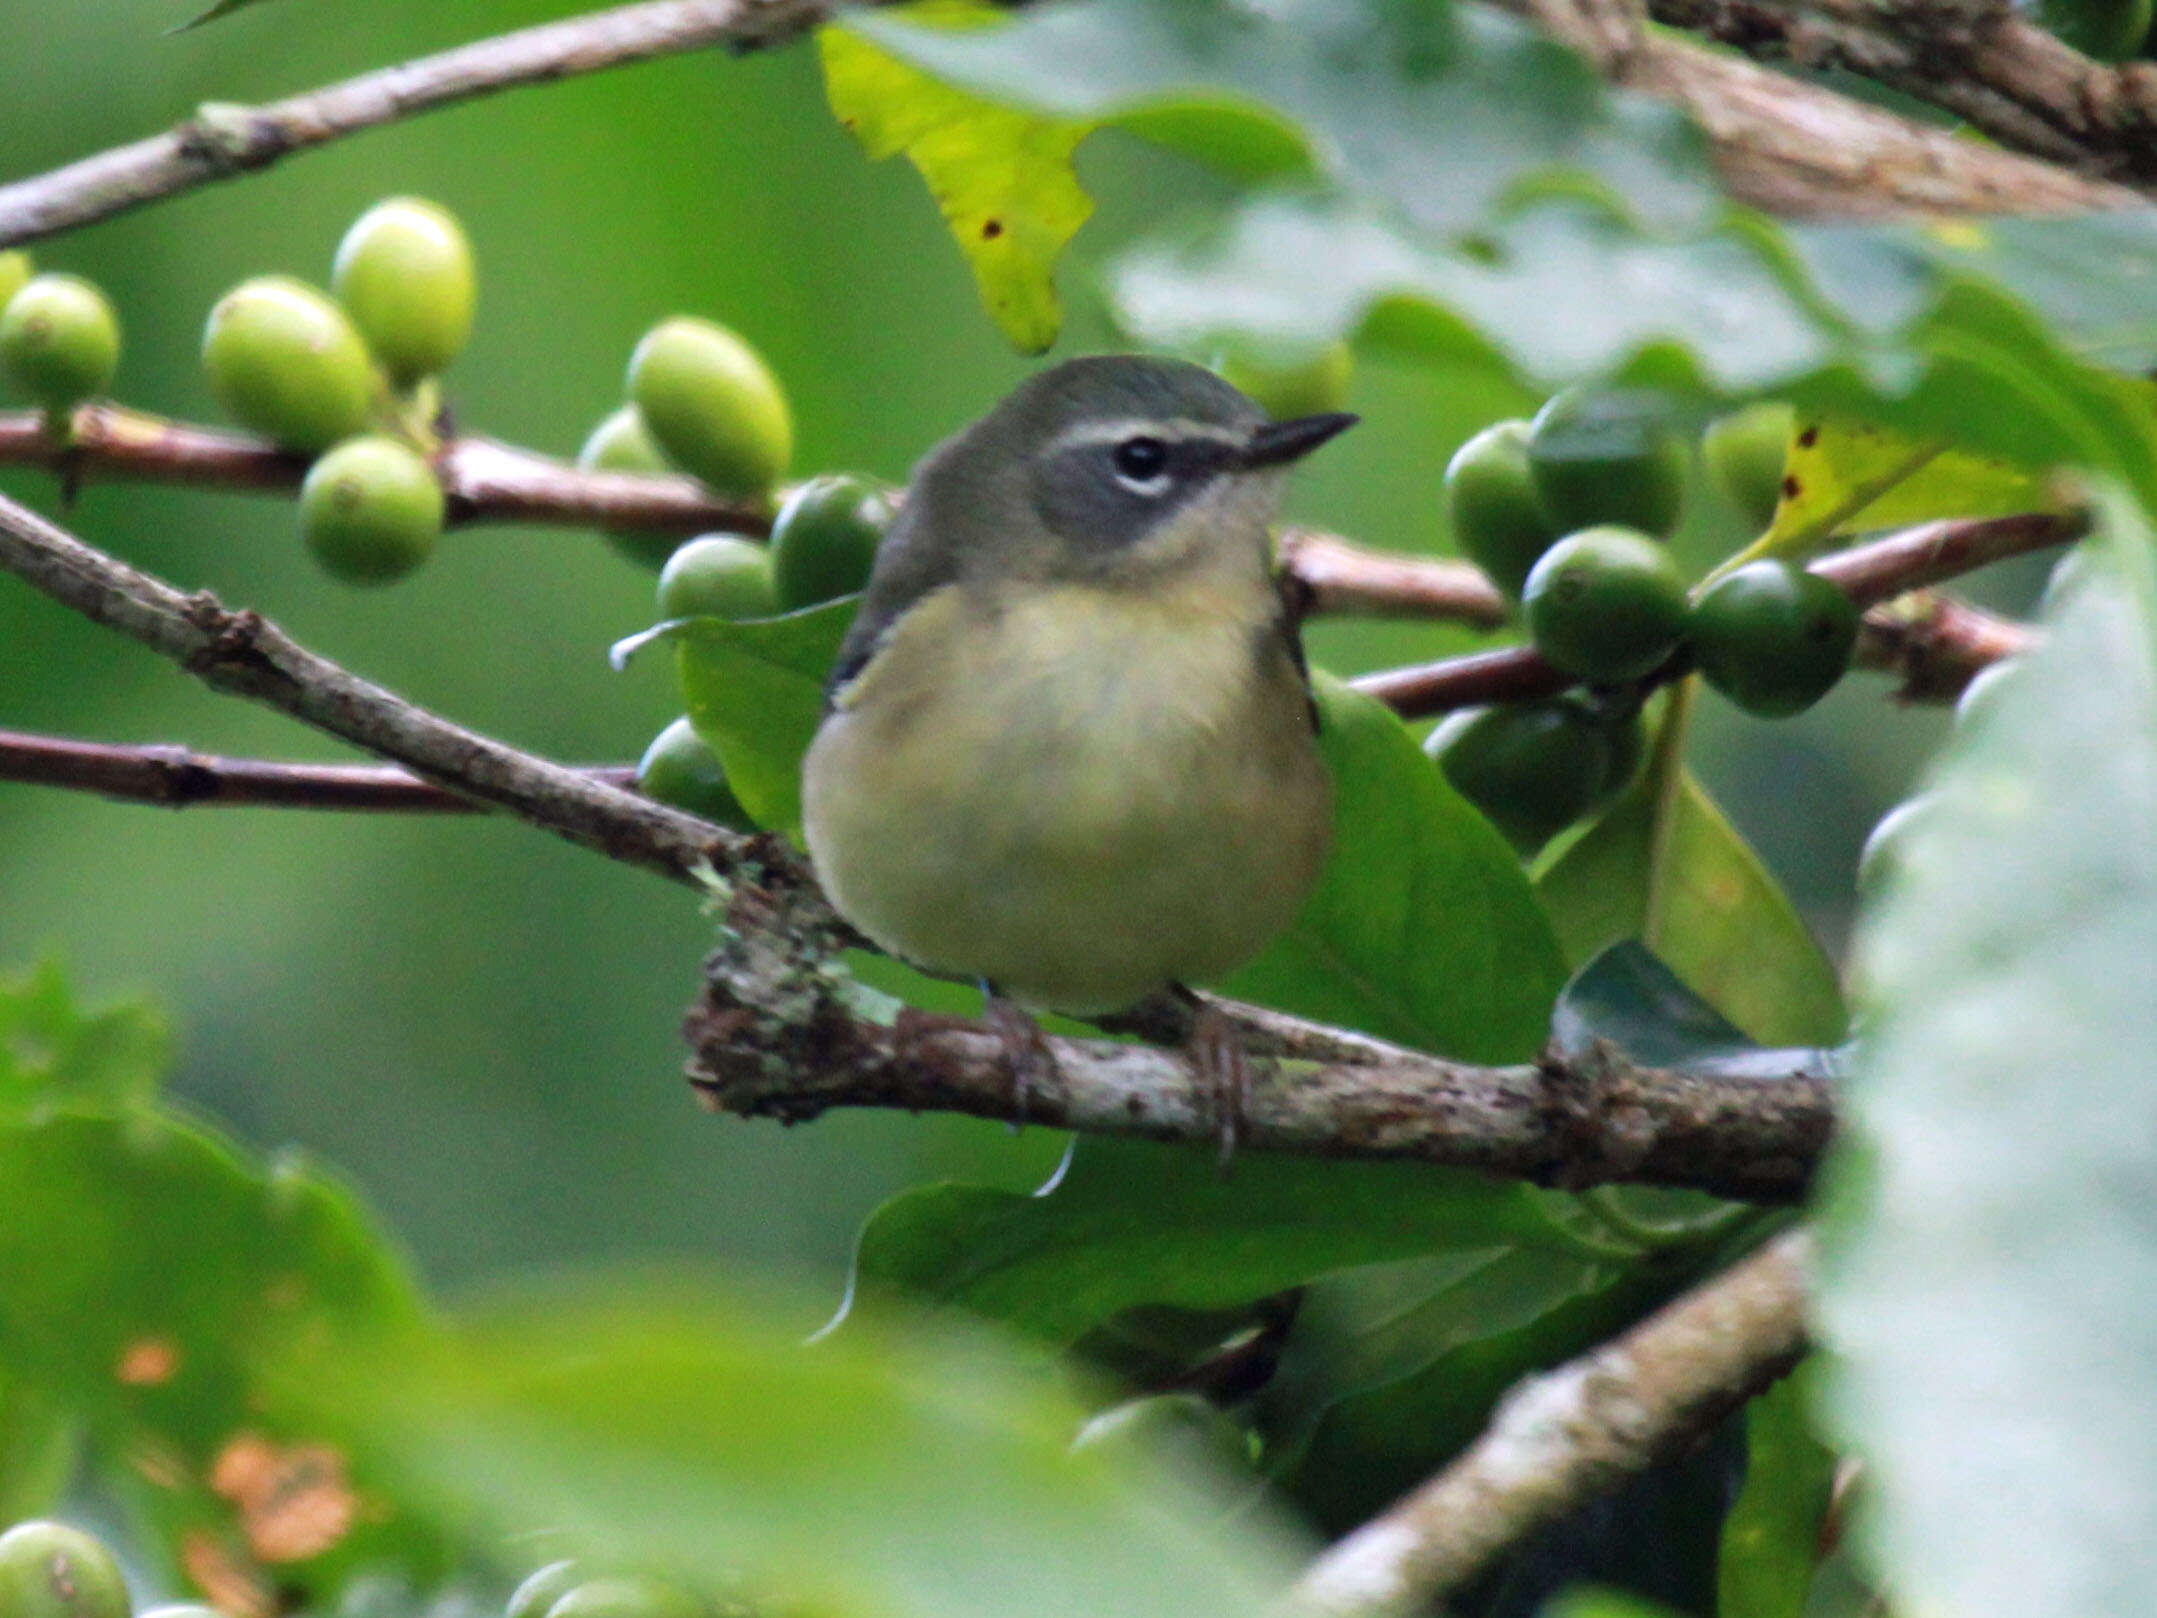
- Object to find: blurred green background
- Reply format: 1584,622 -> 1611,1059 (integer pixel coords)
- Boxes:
0,0 -> 1958,1297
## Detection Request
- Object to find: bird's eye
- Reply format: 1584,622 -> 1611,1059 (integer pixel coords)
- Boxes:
1112,436 -> 1170,492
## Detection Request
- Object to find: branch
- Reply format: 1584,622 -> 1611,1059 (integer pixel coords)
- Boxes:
0,0 -> 831,250
1857,588 -> 2037,701
1278,528 -> 1509,627
0,408 -> 768,536
0,487 -> 729,882
1354,508 -> 2082,719
1290,1231 -> 1812,1616
683,875 -> 1836,1201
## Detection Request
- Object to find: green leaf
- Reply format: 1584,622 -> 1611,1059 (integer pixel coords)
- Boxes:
843,1137 -> 1579,1350
0,1376 -> 75,1524
820,19 -> 1092,352
340,1285 -> 1310,1618
0,1110 -> 440,1605
612,599 -> 855,838
1817,488 -> 2157,1618
1536,770 -> 1845,1048
1754,421 -> 2052,562
1224,673 -> 1567,1062
1717,1362 -> 1837,1618
850,0 -> 1717,236
0,958 -> 167,1116
1544,1590 -> 1689,1618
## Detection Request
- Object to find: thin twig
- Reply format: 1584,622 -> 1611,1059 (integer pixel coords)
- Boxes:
1855,589 -> 2037,701
0,0 -> 833,250
1354,508 -> 2082,719
1290,1231 -> 1812,1616
1277,528 -> 1509,627
0,487 -> 727,882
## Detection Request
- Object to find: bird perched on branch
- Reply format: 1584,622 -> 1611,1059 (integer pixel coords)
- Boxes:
801,354 -> 1353,1145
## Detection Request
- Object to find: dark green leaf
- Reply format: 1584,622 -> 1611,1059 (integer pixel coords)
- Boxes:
0,958 -> 167,1116
1818,489 -> 2157,1618
1551,942 -> 1844,1082
1717,1361 -> 1836,1618
1224,673 -> 1567,1062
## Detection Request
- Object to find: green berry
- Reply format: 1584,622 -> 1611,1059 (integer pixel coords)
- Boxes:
203,276 -> 377,452
0,274 -> 119,414
139,1606 -> 224,1618
1215,342 -> 1353,420
544,1575 -> 705,1618
1587,700 -> 1645,804
1855,793 -> 1938,897
332,197 -> 476,386
577,406 -> 680,570
1523,526 -> 1691,683
627,317 -> 791,500
299,435 -> 443,585
507,1563 -> 588,1618
636,718 -> 750,828
1444,419 -> 1559,598
2039,0 -> 2152,56
1426,700 -> 1616,853
0,253 -> 33,313
1702,401 -> 1796,533
0,1522 -> 130,1618
1690,560 -> 1858,717
1071,1393 -> 1255,1479
1526,387 -> 1688,538
656,534 -> 777,621
769,472 -> 894,609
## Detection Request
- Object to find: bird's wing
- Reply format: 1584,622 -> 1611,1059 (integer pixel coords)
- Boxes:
1274,563 -> 1321,734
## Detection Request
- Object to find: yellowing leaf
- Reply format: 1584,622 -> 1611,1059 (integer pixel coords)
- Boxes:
820,23 -> 1093,353
1755,418 -> 2052,562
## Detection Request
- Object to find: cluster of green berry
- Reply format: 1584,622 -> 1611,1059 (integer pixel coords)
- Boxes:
0,252 -> 122,422
504,1560 -> 752,1618
1433,390 -> 1858,853
0,1519 -> 213,1618
195,197 -> 474,584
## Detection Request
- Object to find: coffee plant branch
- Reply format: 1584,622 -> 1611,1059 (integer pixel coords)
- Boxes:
1290,1230 -> 1811,1616
0,0 -> 836,251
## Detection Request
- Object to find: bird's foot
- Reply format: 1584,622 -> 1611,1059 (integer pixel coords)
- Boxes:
981,988 -> 1059,1127
1183,997 -> 1251,1169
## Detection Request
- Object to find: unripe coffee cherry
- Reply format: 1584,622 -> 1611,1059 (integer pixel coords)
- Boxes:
1425,700 -> 1616,854
2039,0 -> 2152,57
1523,526 -> 1691,683
656,535 -> 777,621
0,274 -> 120,414
1527,387 -> 1688,539
203,276 -> 376,452
506,1563 -> 587,1618
628,317 -> 791,500
300,435 -> 443,585
637,718 -> 750,828
1443,419 -> 1558,599
544,1575 -> 706,1618
1690,559 -> 1858,717
332,197 -> 476,385
1215,342 -> 1353,421
0,1521 -> 131,1618
140,1605 -> 225,1618
577,406 -> 680,570
1702,401 -> 1796,533
0,253 -> 33,314
769,473 -> 894,609
1071,1393 -> 1255,1479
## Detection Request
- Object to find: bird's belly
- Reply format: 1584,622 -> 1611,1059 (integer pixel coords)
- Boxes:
802,590 -> 1330,1014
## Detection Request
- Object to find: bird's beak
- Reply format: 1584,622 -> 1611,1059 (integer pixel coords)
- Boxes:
1238,412 -> 1360,469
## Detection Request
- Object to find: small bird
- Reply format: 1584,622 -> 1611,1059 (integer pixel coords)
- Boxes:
801,355 -> 1353,1135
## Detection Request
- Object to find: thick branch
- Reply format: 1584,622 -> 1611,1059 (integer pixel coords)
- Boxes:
682,878 -> 1835,1201
1355,508 -> 2081,718
0,487 -> 727,881
0,0 -> 830,250
1291,1231 -> 1811,1615
1857,588 -> 2036,701
0,408 -> 767,536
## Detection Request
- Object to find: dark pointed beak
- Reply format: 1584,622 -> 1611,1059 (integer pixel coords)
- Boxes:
1238,411 -> 1359,469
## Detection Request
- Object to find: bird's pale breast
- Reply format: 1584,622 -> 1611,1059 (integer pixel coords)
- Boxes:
801,576 -> 1331,1014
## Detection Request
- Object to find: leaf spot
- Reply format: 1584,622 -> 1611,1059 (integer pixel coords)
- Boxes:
115,1335 -> 181,1385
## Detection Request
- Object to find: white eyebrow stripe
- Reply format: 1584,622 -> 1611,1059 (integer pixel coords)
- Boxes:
1043,417 -> 1248,455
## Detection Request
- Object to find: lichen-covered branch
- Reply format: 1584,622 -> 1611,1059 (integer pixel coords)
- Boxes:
0,0 -> 832,250
1291,1231 -> 1813,1616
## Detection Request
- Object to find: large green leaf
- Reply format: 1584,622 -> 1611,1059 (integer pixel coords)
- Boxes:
1818,490 -> 2157,1617
1717,1362 -> 1836,1618
1536,771 -> 1845,1048
340,1286 -> 1310,1618
820,21 -> 1092,352
0,1111 -> 441,1604
1224,672 -> 1567,1062
842,1138 -> 1579,1350
0,958 -> 167,1116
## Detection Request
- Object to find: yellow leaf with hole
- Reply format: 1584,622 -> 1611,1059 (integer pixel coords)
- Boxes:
820,22 -> 1092,354
1756,419 -> 2055,561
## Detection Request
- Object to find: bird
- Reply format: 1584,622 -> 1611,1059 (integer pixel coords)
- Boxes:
800,354 -> 1353,1146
